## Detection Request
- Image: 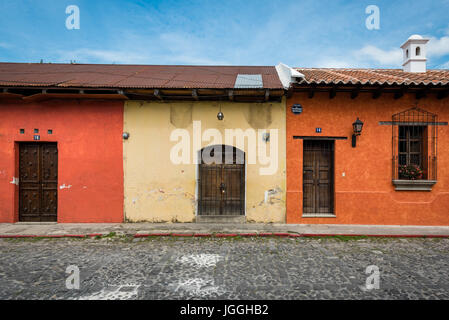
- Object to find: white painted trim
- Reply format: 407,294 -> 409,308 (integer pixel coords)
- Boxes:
400,38 -> 429,49
400,35 -> 429,73
195,159 -> 199,217
302,213 -> 336,218
244,156 -> 247,217
275,63 -> 304,89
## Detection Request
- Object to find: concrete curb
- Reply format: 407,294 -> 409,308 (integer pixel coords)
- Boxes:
1,232 -> 449,239
0,234 -> 101,238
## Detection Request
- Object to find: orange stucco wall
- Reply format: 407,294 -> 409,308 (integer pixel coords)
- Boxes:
286,92 -> 449,225
0,99 -> 124,223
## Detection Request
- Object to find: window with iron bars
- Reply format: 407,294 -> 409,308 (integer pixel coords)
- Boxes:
392,107 -> 437,181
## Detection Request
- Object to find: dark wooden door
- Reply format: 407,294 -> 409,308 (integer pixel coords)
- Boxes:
198,146 -> 245,216
19,143 -> 58,222
303,140 -> 334,214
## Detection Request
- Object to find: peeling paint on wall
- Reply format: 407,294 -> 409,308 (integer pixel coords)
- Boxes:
170,103 -> 193,128
264,186 -> 283,204
9,177 -> 19,185
244,103 -> 273,129
124,100 -> 286,223
59,184 -> 72,190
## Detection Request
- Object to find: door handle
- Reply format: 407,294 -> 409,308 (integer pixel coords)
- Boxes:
220,183 -> 226,194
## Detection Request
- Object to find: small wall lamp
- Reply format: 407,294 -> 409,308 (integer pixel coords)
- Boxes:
352,118 -> 364,148
217,103 -> 224,120
123,132 -> 130,140
262,132 -> 270,142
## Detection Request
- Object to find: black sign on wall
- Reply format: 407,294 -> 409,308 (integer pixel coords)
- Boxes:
291,104 -> 303,114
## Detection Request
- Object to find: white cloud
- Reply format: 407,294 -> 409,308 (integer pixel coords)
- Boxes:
54,31 -> 231,65
315,58 -> 353,68
158,32 -> 231,65
353,45 -> 402,66
56,48 -> 151,64
0,42 -> 12,49
313,46 -> 402,69
427,36 -> 449,57
437,60 -> 449,69
315,32 -> 449,69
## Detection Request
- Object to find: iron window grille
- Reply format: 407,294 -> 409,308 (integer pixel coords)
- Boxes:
392,107 -> 437,181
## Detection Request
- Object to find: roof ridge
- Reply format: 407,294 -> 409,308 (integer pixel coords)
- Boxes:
294,67 -> 449,72
0,62 -> 276,68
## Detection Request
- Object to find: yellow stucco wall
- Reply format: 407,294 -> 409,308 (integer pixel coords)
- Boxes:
123,99 -> 286,223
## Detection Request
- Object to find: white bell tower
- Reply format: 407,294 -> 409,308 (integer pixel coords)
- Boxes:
401,35 -> 429,73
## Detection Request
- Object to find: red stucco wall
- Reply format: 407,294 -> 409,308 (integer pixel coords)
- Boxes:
286,92 -> 449,225
0,99 -> 124,223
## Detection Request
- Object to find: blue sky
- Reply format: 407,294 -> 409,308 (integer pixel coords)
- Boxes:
0,0 -> 448,68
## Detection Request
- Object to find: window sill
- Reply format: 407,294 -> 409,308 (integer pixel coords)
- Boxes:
302,213 -> 336,218
392,180 -> 437,191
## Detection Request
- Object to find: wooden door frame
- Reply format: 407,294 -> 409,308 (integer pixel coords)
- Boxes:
195,145 -> 247,217
16,141 -> 58,222
301,139 -> 335,217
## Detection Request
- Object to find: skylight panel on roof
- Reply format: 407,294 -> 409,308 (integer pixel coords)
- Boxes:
234,74 -> 263,88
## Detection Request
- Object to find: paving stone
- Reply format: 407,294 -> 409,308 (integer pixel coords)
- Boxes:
0,237 -> 448,299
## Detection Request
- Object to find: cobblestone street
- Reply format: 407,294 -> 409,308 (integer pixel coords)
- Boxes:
0,236 -> 448,300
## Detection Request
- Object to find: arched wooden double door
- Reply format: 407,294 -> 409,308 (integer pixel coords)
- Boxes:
198,145 -> 245,216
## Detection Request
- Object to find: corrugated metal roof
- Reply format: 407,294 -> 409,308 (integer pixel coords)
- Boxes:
234,74 -> 263,88
0,63 -> 283,89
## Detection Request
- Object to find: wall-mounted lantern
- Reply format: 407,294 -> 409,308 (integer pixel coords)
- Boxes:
123,132 -> 130,140
352,118 -> 364,148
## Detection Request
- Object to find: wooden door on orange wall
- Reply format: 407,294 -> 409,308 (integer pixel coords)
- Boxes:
19,143 -> 58,222
303,140 -> 334,214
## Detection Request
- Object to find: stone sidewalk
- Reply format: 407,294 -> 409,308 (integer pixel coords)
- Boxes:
0,222 -> 449,237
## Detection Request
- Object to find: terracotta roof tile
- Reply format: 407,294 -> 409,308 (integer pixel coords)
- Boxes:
0,63 -> 283,89
295,68 -> 449,86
